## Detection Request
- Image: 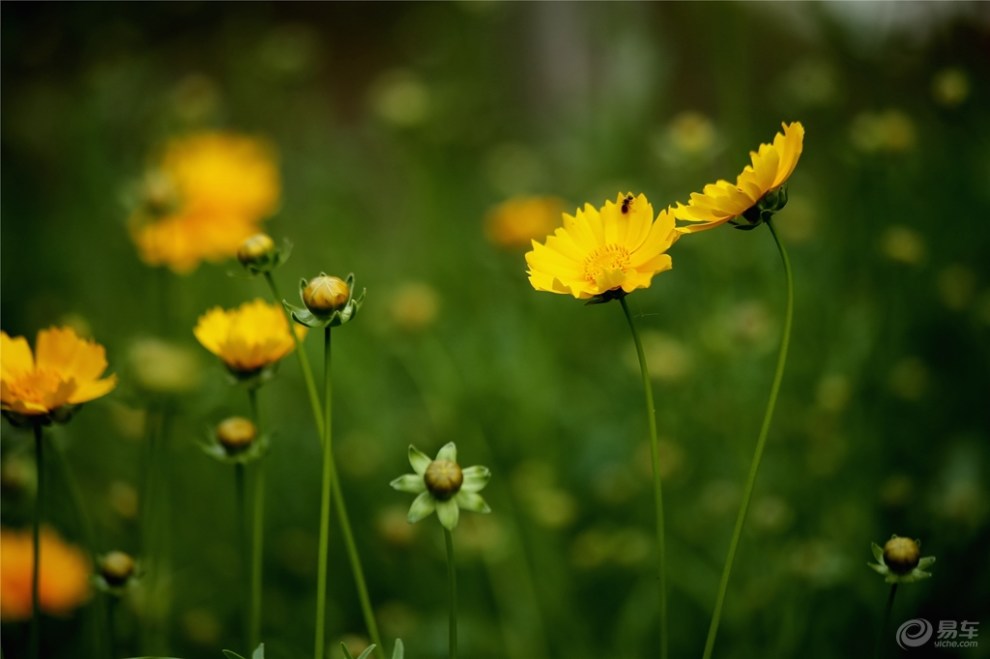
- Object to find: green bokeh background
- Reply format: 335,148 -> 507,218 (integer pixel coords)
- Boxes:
2,2 -> 989,658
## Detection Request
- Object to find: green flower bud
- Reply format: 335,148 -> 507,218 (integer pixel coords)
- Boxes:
883,536 -> 921,574
237,233 -> 277,267
303,275 -> 351,315
100,551 -> 136,587
424,459 -> 463,501
215,416 -> 257,455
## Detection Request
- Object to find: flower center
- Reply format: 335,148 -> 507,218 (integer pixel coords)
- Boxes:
4,369 -> 71,407
424,459 -> 463,500
583,244 -> 631,287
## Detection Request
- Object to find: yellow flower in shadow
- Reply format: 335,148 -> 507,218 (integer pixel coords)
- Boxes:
193,299 -> 302,376
1,327 -> 117,420
525,193 -> 679,301
673,122 -> 804,233
130,132 -> 280,274
0,526 -> 91,621
485,196 -> 565,249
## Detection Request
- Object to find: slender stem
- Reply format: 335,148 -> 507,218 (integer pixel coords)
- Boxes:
235,463 -> 249,650
444,527 -> 458,659
701,220 -> 794,659
248,388 -> 264,651
263,273 -> 385,658
874,584 -> 898,659
30,422 -> 44,659
107,596 -> 118,659
314,327 -> 334,659
619,295 -> 667,659
265,272 -> 322,437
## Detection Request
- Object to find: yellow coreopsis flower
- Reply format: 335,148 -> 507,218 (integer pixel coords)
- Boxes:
673,121 -> 804,233
193,299 -> 302,376
525,193 -> 679,301
0,526 -> 92,621
1,327 -> 117,422
485,196 -> 566,249
129,132 -> 280,274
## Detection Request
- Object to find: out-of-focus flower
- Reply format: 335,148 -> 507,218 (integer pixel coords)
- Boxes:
673,121 -> 804,233
661,111 -> 717,159
850,110 -> 916,154
129,132 -> 280,274
127,337 -> 202,395
369,70 -> 430,127
0,526 -> 91,621
193,299 -> 301,378
931,68 -> 970,108
625,330 -> 693,383
485,196 -> 566,249
390,443 -> 491,531
525,193 -> 679,301
1,327 -> 116,424
879,225 -> 926,265
387,282 -> 440,333
937,264 -> 976,311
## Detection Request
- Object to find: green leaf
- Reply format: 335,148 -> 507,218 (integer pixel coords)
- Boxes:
222,652 -> 246,659
252,644 -> 265,659
355,645 -> 377,659
340,643 -> 356,659
391,639 -> 405,659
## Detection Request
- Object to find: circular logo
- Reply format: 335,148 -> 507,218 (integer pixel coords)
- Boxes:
896,618 -> 934,649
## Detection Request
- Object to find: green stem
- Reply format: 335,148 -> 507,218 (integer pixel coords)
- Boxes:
619,295 -> 667,659
444,527 -> 458,659
314,327 -> 334,659
874,584 -> 897,659
235,463 -> 249,650
248,388 -> 264,651
106,596 -> 118,659
701,219 -> 794,659
30,422 -> 44,659
264,273 -> 384,658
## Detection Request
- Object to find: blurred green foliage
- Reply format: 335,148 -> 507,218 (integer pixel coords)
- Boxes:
2,2 -> 989,658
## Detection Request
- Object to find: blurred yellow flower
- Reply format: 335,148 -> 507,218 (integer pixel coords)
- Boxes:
0,526 -> 91,621
130,132 -> 280,274
193,299 -> 301,375
1,327 -> 117,419
673,121 -> 804,233
525,193 -> 679,300
485,196 -> 565,249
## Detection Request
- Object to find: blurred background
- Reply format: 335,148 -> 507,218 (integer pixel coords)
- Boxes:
2,2 -> 989,658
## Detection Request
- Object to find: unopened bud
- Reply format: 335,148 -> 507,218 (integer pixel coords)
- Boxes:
100,551 -> 136,587
883,536 -> 921,574
303,275 -> 350,315
215,417 -> 257,454
237,233 -> 276,267
424,460 -> 463,501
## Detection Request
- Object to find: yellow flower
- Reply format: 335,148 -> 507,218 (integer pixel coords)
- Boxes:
485,196 -> 566,249
673,121 -> 804,233
525,193 -> 679,300
129,132 -> 280,274
1,327 -> 117,419
0,526 -> 92,621
193,299 -> 302,375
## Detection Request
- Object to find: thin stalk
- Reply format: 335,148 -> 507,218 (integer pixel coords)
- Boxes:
235,463 -> 249,650
31,422 -> 44,659
618,295 -> 667,659
874,584 -> 898,659
444,527 -> 458,659
701,219 -> 794,659
263,273 -> 384,658
248,387 -> 264,651
314,327 -> 334,659
106,596 -> 118,659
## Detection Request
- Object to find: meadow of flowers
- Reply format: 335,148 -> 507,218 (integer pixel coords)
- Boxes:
2,3 -> 988,659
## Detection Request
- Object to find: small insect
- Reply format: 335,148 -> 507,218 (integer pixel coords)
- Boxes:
620,194 -> 634,214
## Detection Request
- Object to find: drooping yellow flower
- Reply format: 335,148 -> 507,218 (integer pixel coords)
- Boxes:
1,327 -> 117,419
0,526 -> 92,621
485,196 -> 566,249
673,121 -> 804,233
525,193 -> 679,300
129,132 -> 280,274
193,299 -> 302,375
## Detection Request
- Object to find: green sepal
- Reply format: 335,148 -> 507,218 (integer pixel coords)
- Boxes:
224,362 -> 279,389
391,639 -> 404,659
584,288 -> 627,305
871,542 -> 884,564
340,643 -> 377,659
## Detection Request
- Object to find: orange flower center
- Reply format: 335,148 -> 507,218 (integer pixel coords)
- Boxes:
583,244 -> 631,285
3,369 -> 72,408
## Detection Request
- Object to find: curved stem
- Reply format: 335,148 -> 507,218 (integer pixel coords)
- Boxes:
264,273 -> 384,658
314,327 -> 334,659
619,296 -> 667,659
874,584 -> 898,659
31,422 -> 44,659
444,527 -> 458,659
701,220 -> 794,659
248,388 -> 264,651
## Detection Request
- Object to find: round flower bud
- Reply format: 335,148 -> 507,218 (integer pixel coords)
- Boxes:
237,233 -> 276,267
883,536 -> 921,574
100,551 -> 136,587
424,459 -> 463,501
303,275 -> 350,316
215,416 -> 257,454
